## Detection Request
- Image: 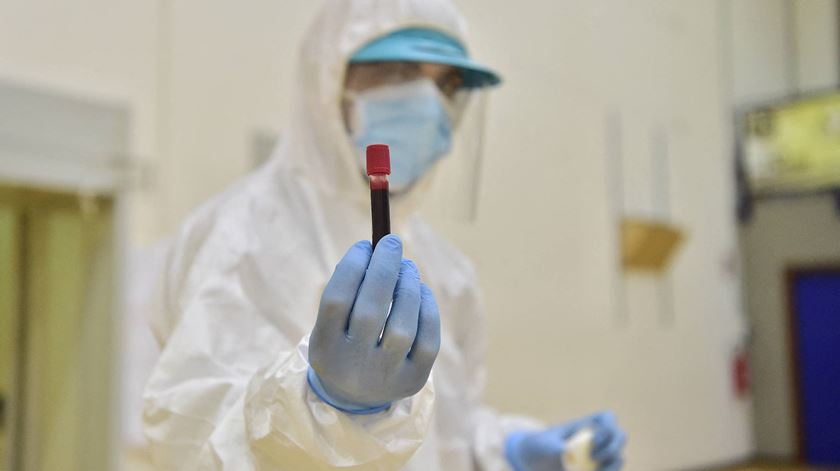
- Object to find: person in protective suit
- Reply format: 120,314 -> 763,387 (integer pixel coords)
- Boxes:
143,0 -> 626,469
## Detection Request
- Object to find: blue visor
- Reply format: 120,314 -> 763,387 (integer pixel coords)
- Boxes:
349,28 -> 502,88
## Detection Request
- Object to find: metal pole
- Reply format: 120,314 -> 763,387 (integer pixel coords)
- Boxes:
605,110 -> 628,327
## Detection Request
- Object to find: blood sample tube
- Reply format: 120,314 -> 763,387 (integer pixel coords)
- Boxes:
366,144 -> 391,248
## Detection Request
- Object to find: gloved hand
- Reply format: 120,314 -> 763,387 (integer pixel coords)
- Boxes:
505,412 -> 626,471
308,235 -> 441,414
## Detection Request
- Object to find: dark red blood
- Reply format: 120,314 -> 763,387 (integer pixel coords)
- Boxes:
371,187 -> 390,248
366,144 -> 391,247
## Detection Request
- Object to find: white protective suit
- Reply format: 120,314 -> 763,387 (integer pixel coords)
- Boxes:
143,0 -> 540,469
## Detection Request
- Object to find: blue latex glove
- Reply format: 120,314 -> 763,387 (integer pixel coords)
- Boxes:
308,235 -> 441,414
505,412 -> 626,471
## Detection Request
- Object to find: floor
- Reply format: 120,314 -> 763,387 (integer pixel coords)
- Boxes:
728,464 -> 839,471
121,453 -> 840,471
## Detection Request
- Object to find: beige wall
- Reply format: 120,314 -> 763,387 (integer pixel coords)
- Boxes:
442,2 -> 753,469
794,0 -> 840,92
728,0 -> 839,458
155,0 -> 321,238
730,0 -> 838,105
0,0 -> 771,469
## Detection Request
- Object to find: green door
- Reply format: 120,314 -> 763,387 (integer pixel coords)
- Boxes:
0,187 -> 115,471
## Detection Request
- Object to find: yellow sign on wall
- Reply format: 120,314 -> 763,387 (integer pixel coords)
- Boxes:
744,93 -> 840,194
621,218 -> 685,273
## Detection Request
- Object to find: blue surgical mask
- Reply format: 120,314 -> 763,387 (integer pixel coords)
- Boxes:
348,79 -> 453,192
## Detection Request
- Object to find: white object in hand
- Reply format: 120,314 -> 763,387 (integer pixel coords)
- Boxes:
561,428 -> 597,471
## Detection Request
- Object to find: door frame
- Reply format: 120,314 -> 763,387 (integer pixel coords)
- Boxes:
0,78 -> 130,471
785,263 -> 840,462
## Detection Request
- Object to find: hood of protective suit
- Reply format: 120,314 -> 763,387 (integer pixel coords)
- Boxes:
275,0 -> 470,221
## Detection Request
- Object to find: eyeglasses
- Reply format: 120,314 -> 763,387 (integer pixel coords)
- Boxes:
345,61 -> 465,99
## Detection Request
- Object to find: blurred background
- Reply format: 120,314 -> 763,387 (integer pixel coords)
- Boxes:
0,0 -> 839,470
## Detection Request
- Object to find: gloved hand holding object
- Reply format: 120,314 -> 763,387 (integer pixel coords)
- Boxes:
505,412 -> 626,471
308,235 -> 441,413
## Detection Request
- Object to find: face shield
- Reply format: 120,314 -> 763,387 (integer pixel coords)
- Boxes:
420,85 -> 488,222
343,28 -> 500,221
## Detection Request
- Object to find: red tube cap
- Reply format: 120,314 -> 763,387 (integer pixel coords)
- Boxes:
366,144 -> 391,175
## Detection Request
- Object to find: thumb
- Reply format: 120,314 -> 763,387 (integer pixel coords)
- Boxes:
552,412 -> 605,439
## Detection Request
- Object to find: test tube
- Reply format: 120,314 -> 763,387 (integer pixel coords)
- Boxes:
366,144 -> 391,248
562,428 -> 596,471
